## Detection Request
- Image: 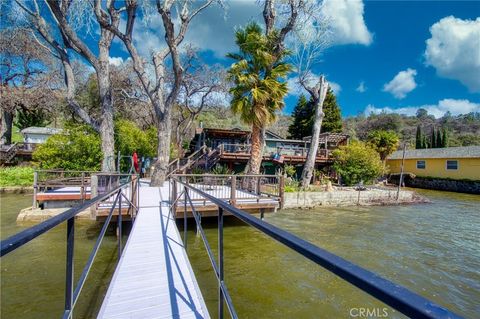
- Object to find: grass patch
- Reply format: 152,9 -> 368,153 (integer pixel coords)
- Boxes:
0,166 -> 35,187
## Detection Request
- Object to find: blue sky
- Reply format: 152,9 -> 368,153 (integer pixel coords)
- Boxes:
140,0 -> 478,118
10,0 -> 479,118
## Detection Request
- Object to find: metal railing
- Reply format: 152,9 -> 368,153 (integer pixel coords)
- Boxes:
0,174 -> 140,319
172,177 -> 463,319
171,174 -> 284,213
217,143 -> 332,158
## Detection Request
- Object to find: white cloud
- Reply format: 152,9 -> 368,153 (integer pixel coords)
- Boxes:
383,68 -> 417,99
321,0 -> 372,46
109,57 -> 124,66
136,0 -> 371,59
425,16 -> 480,92
365,99 -> 480,118
329,81 -> 342,95
287,76 -> 341,96
356,81 -> 366,93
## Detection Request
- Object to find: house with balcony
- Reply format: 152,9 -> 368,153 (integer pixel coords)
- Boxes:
189,127 -> 349,175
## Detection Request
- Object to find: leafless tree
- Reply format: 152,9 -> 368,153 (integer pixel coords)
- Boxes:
172,51 -> 228,156
94,0 -> 219,185
287,0 -> 332,188
14,0 -> 119,171
0,27 -> 59,145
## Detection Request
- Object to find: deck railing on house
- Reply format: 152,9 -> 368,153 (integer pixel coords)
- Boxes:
217,143 -> 332,158
172,177 -> 463,319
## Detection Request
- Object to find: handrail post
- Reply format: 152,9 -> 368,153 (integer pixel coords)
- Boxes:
118,190 -> 122,259
65,217 -> 75,317
230,176 -> 236,207
218,207 -> 224,319
172,179 -> 177,218
80,172 -> 85,204
279,175 -> 285,209
184,186 -> 187,250
33,171 -> 38,209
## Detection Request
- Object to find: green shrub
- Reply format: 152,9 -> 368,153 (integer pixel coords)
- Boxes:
284,164 -> 296,178
332,141 -> 384,186
33,124 -> 103,171
115,119 -> 157,157
0,166 -> 35,187
212,164 -> 232,175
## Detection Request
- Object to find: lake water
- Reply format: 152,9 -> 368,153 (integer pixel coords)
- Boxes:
1,189 -> 479,318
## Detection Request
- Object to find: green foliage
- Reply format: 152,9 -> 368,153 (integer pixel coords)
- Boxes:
227,22 -> 291,127
33,123 -> 102,170
0,166 -> 34,187
211,164 -> 232,175
115,119 -> 157,157
321,89 -> 343,133
288,89 -> 342,139
366,130 -> 399,160
346,110 -> 480,147
15,108 -> 50,130
288,95 -> 312,139
284,164 -> 296,178
415,125 -> 423,149
332,141 -> 384,186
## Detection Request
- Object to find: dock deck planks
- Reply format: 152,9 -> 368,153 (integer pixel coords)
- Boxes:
97,183 -> 210,319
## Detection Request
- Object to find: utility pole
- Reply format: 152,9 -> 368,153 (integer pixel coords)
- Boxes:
396,144 -> 407,201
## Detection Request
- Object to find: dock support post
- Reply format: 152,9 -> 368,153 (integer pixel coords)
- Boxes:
118,190 -> 122,258
65,217 -> 75,317
260,208 -> 265,220
172,179 -> 177,218
90,175 -> 98,219
218,207 -> 224,319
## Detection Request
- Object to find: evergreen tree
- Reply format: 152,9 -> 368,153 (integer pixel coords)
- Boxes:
431,127 -> 437,148
287,94 -> 312,139
442,128 -> 449,147
422,135 -> 429,148
288,89 -> 342,139
321,89 -> 343,133
436,129 -> 443,148
415,125 -> 422,149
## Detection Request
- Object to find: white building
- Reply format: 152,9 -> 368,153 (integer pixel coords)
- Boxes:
21,127 -> 62,144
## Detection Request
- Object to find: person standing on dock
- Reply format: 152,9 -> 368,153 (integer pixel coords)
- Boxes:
133,151 -> 139,173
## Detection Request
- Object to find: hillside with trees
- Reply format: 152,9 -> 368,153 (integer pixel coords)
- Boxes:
344,109 -> 480,148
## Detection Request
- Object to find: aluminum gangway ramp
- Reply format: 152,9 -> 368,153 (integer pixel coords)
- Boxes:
98,184 -> 210,319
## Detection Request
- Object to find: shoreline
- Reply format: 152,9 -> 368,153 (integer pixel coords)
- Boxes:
282,187 -> 429,209
0,186 -> 34,194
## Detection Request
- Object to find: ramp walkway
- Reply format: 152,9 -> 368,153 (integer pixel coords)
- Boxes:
97,184 -> 210,319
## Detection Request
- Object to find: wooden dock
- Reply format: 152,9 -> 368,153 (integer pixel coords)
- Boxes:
97,183 -> 210,319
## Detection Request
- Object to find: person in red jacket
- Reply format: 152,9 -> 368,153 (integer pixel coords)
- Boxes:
132,151 -> 139,173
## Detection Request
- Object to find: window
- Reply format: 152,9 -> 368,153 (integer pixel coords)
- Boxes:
416,160 -> 426,169
446,160 -> 458,170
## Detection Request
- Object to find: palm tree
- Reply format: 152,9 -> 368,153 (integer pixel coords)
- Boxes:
227,23 -> 291,176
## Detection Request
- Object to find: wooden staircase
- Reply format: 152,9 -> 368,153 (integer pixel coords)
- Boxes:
0,143 -> 18,164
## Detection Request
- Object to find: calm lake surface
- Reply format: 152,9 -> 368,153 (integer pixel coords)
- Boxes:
1,189 -> 479,318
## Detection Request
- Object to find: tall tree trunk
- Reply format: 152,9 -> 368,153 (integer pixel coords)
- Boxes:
246,124 -> 264,175
151,113 -> 172,186
97,52 -> 115,172
1,108 -> 14,145
301,77 -> 329,188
